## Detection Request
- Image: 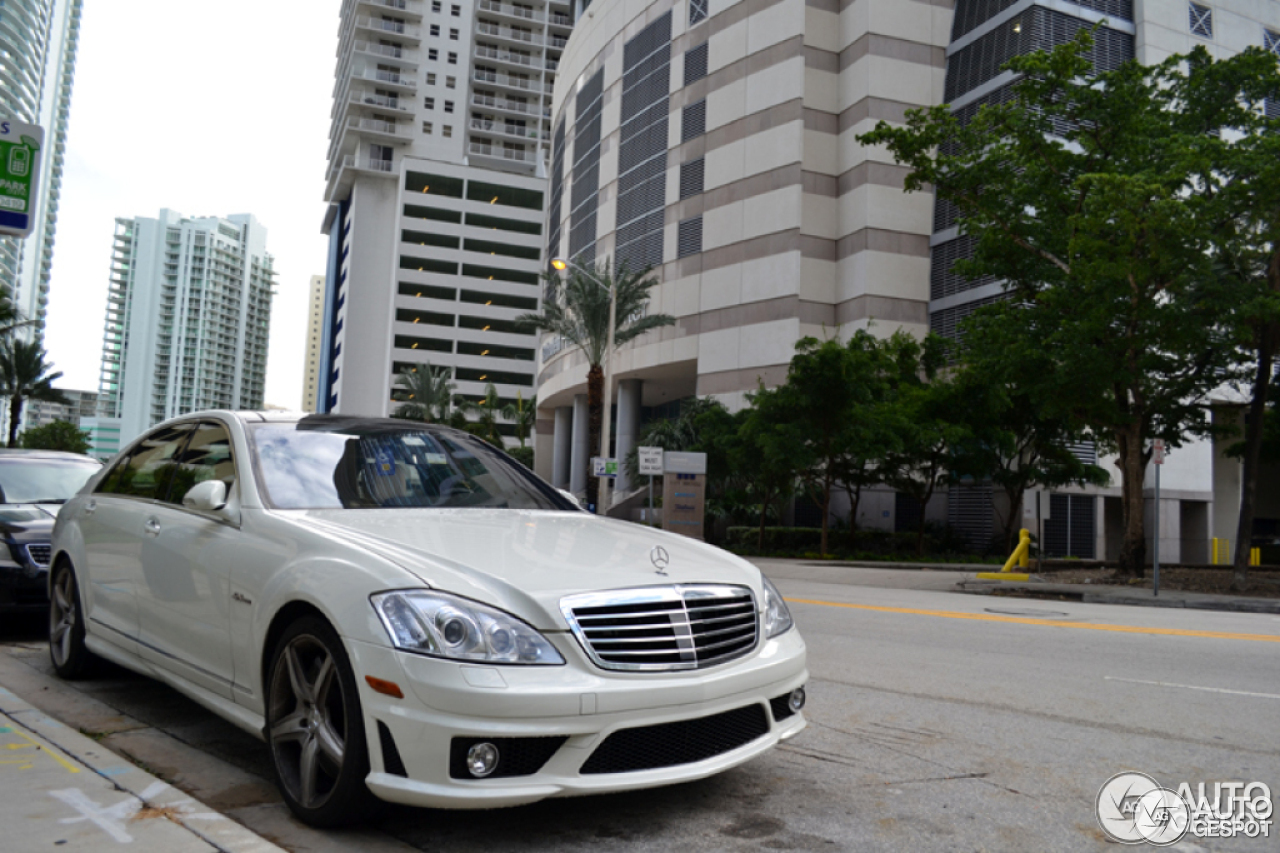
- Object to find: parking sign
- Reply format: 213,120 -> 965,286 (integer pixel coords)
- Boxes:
0,118 -> 43,238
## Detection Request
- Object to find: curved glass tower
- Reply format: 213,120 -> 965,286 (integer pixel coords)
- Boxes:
0,0 -> 84,332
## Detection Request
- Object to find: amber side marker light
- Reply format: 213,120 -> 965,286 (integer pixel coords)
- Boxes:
365,675 -> 405,699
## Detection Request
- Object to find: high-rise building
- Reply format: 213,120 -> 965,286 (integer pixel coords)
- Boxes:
318,0 -> 574,434
24,388 -> 98,433
95,209 -> 275,445
0,0 -> 83,331
302,274 -> 326,412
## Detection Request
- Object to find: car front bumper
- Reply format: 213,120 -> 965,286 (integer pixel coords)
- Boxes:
0,559 -> 48,613
347,629 -> 808,809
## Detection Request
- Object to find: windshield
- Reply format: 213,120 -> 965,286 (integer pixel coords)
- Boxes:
0,457 -> 101,504
250,423 -> 573,511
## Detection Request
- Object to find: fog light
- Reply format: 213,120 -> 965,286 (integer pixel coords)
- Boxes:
466,742 -> 500,777
788,687 -> 806,713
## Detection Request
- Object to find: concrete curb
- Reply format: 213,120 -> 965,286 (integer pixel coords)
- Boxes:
953,580 -> 1280,614
0,684 -> 285,853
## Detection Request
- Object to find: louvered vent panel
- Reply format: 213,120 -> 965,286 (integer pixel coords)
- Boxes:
931,234 -> 998,300
614,11 -> 672,270
947,484 -> 994,552
929,294 -> 1005,344
680,157 -> 705,199
678,216 -> 702,258
684,42 -> 709,86
682,100 -> 706,142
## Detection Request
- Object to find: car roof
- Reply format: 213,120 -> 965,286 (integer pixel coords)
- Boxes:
0,449 -> 100,463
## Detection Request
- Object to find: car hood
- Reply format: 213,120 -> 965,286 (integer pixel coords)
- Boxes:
286,508 -> 763,629
0,504 -> 56,533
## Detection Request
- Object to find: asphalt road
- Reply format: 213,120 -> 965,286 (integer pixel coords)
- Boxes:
2,562 -> 1277,852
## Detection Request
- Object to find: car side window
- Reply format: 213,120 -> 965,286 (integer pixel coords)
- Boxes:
164,421 -> 236,506
96,425 -> 196,500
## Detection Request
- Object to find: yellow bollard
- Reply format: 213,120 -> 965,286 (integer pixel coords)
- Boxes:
978,529 -> 1033,581
1251,547 -> 1261,567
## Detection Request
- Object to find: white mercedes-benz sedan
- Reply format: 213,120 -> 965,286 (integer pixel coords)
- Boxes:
49,411 -> 807,826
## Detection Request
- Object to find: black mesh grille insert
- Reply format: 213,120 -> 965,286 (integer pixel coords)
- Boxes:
684,42 -> 709,86
377,721 -> 408,777
449,736 -> 568,779
580,704 -> 770,774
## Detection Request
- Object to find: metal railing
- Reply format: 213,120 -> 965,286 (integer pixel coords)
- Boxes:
354,41 -> 407,60
478,0 -> 536,19
475,44 -> 534,66
352,92 -> 411,111
337,154 -> 396,173
354,16 -> 421,37
476,21 -> 538,43
349,117 -> 405,135
468,143 -> 530,162
471,93 -> 537,115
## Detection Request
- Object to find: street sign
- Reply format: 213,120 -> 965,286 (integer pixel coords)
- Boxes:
0,118 -> 44,238
1152,439 -> 1166,465
637,446 -> 663,476
663,451 -> 707,475
591,457 -> 618,478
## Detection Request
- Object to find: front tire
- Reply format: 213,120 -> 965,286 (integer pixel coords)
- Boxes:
265,615 -> 378,827
49,560 -> 95,679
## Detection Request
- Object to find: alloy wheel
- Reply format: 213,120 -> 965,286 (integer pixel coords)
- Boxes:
268,634 -> 349,810
49,568 -> 77,668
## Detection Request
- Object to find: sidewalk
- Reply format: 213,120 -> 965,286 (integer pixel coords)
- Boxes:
954,576 -> 1280,613
0,683 -> 283,853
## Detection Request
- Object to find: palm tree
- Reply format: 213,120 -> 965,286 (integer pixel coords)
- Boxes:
0,340 -> 70,447
0,284 -> 34,338
516,260 -> 675,510
458,382 -> 504,445
391,363 -> 456,423
501,390 -> 535,449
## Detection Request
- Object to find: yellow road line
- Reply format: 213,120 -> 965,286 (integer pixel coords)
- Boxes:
783,597 -> 1280,643
2,726 -> 80,774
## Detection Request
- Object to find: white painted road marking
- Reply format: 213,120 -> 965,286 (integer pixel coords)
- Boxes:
1105,676 -> 1280,700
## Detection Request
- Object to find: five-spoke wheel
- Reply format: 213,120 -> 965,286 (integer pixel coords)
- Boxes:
49,560 -> 94,678
266,616 -> 375,826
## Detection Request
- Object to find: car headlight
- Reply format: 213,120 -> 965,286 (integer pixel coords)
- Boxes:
761,576 -> 793,638
371,590 -> 565,665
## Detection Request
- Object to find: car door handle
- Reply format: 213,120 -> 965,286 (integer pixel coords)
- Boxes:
144,518 -> 161,537
83,499 -> 96,516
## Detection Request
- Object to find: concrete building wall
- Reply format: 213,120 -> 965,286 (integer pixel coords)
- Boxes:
302,275 -> 326,412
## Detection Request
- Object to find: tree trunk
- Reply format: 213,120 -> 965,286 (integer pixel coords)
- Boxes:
586,364 -> 603,512
1002,484 -> 1026,555
845,481 -> 863,550
1115,422 -> 1147,579
1232,252 -> 1279,591
7,394 -> 21,448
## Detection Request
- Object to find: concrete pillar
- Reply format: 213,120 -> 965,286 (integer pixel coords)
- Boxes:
614,379 -> 642,494
570,394 -> 589,495
552,406 -> 572,488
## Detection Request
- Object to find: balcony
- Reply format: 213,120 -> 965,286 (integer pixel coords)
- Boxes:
468,142 -> 538,171
327,154 -> 397,203
477,0 -> 537,22
547,33 -> 568,49
353,40 -> 418,68
548,11 -> 572,27
471,92 -> 540,117
472,69 -> 551,94
474,44 -> 535,68
476,21 -> 539,45
358,0 -> 424,19
469,117 -> 538,142
354,16 -> 422,43
348,90 -> 414,114
348,117 -> 412,144
352,68 -> 417,91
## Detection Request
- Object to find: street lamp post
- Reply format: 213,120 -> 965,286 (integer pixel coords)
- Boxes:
551,257 -> 616,514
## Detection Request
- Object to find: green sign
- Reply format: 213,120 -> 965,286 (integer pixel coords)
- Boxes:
0,118 -> 44,238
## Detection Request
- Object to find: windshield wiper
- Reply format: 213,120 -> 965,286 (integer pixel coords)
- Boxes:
30,499 -> 68,505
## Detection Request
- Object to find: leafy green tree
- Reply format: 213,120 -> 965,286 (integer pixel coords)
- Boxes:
859,34 -> 1249,577
515,261 -> 675,511
19,420 -> 91,455
0,340 -> 69,447
501,390 -> 536,449
738,386 -> 803,549
392,363 -> 458,423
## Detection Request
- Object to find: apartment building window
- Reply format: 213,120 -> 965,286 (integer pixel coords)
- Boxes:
430,23 -> 441,36
450,28 -> 459,40
432,0 -> 441,10
448,51 -> 458,64
444,100 -> 454,113
1189,3 -> 1212,38
425,97 -> 435,109
427,72 -> 436,85
429,48 -> 439,60
423,121 -> 433,134
689,0 -> 708,25
443,126 -> 453,138
452,4 -> 461,14
446,76 -> 456,88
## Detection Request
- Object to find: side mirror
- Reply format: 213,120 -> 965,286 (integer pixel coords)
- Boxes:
558,488 -> 582,509
183,480 -> 228,513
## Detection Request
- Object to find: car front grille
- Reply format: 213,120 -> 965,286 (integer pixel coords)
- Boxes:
579,703 -> 771,775
560,585 -> 758,672
24,544 -> 51,567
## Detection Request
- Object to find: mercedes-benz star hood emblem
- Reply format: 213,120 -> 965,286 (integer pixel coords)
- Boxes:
650,545 -> 670,575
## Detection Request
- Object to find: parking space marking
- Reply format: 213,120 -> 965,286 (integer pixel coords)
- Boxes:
0,722 -> 81,773
1104,676 -> 1280,700
784,598 -> 1280,643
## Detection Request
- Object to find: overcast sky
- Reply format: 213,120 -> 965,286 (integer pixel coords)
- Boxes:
44,0 -> 342,408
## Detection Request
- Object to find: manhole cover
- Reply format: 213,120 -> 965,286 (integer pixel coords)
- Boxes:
984,607 -> 1070,618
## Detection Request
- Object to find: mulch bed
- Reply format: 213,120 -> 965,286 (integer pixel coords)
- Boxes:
1035,566 -> 1280,599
